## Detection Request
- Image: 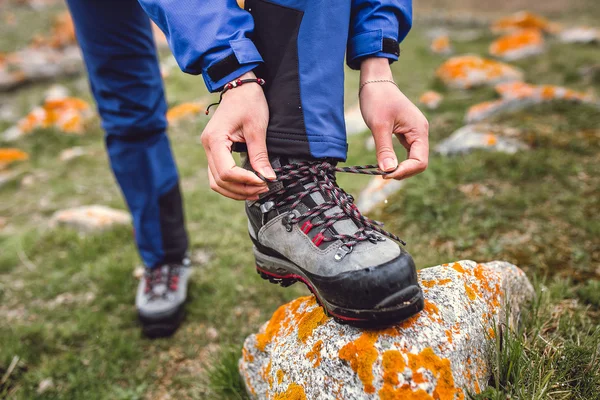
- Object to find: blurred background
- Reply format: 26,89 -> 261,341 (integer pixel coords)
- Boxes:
1,0 -> 598,399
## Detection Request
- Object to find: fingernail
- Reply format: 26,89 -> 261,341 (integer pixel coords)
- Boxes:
382,158 -> 397,172
260,168 -> 276,181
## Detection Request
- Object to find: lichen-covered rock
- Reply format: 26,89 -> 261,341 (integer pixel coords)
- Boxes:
345,103 -> 369,136
419,91 -> 444,110
0,148 -> 29,170
239,261 -> 534,399
466,81 -> 599,123
559,27 -> 599,44
166,102 -> 207,124
59,147 -> 87,162
50,205 -> 131,232
356,176 -> 404,214
435,125 -> 528,156
2,95 -> 93,141
491,11 -> 560,34
430,35 -> 453,55
436,55 -> 523,89
489,29 -> 545,61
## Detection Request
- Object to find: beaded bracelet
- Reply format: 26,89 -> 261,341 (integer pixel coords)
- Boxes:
205,77 -> 266,115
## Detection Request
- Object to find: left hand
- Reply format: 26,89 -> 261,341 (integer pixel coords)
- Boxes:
359,58 -> 429,180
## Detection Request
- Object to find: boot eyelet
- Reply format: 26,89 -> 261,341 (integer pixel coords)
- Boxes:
334,245 -> 353,261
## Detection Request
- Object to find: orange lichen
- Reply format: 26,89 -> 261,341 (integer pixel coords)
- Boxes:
445,329 -> 454,344
16,97 -> 91,135
436,55 -> 522,88
412,370 -> 427,384
273,383 -> 307,400
338,332 -> 379,394
464,283 -> 477,300
489,28 -> 544,56
452,262 -> 466,274
419,91 -> 443,109
382,350 -> 406,386
166,102 -> 205,123
242,348 -> 254,363
297,305 -> 328,343
407,348 -> 463,400
255,296 -> 306,351
0,148 -> 29,169
380,384 -> 433,400
277,369 -> 284,385
486,134 -> 498,146
491,11 -> 560,34
306,340 -> 323,367
431,35 -> 451,54
488,328 -> 496,339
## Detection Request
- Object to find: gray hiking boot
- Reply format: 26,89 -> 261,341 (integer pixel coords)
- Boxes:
246,157 -> 424,328
136,257 -> 191,338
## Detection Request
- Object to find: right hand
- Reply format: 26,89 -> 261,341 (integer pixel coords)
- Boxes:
200,71 -> 276,200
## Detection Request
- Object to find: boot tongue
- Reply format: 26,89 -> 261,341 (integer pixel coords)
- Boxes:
307,185 -> 362,236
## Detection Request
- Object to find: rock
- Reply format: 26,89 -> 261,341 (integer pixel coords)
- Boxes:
436,55 -> 523,89
466,81 -> 599,123
559,27 -> 599,44
166,101 -> 207,124
364,136 -> 375,151
489,29 -> 545,61
37,378 -> 54,394
239,261 -> 534,399
59,146 -> 87,162
419,91 -> 443,110
436,125 -> 528,156
491,11 -> 560,35
206,327 -> 219,342
345,103 -> 368,136
356,176 -> 404,214
0,148 -> 29,170
2,96 -> 93,141
50,205 -> 131,232
430,34 -> 453,55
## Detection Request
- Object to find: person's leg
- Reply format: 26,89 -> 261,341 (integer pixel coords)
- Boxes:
242,0 -> 423,327
66,0 -> 189,337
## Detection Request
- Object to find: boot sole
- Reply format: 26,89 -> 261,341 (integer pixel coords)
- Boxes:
254,247 -> 424,328
138,305 -> 185,339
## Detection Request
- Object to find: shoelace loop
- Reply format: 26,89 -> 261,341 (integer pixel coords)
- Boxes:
258,161 -> 406,248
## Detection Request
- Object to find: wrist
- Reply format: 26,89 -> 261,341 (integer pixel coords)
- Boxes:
360,58 -> 393,84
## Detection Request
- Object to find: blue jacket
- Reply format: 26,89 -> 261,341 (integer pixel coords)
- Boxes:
139,0 -> 412,160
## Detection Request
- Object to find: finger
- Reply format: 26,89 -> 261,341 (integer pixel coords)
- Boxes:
371,123 -> 398,172
207,168 -> 261,201
386,137 -> 429,180
246,130 -> 276,181
208,137 -> 266,187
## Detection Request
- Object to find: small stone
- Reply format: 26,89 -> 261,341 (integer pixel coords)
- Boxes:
37,378 -> 54,394
206,327 -> 219,341
489,29 -> 545,61
50,205 -> 131,232
59,146 -> 86,162
191,249 -> 212,266
559,27 -> 599,44
345,103 -> 368,136
436,55 -> 523,89
133,266 -> 145,279
436,125 -> 528,156
491,11 -> 560,34
239,261 -> 534,399
21,175 -> 35,187
430,34 -> 453,55
419,91 -> 443,110
356,176 -> 404,214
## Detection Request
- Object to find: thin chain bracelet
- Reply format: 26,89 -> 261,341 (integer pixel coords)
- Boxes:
205,77 -> 266,115
358,79 -> 398,96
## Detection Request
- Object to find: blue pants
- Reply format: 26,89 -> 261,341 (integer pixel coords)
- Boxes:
66,0 -> 188,268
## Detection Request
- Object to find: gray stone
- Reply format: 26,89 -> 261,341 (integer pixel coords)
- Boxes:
50,205 -> 131,232
239,260 -> 534,399
436,125 -> 528,156
356,176 -> 404,215
345,103 -> 368,136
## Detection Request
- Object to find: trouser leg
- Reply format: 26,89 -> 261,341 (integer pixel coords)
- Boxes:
66,0 -> 188,267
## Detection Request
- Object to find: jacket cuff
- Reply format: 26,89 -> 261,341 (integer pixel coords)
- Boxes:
347,29 -> 400,70
202,38 -> 263,92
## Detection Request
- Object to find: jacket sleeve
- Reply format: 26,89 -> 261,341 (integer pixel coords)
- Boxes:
347,0 -> 412,70
138,0 -> 263,92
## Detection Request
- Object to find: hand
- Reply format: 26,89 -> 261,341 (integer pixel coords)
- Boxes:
359,58 -> 429,180
200,71 -> 276,200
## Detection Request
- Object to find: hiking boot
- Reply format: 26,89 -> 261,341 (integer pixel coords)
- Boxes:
245,157 -> 424,328
136,257 -> 191,338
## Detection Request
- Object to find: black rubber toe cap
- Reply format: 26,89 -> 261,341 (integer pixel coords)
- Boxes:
305,249 -> 419,310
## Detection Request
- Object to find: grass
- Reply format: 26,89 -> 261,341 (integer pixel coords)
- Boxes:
1,0 -> 599,399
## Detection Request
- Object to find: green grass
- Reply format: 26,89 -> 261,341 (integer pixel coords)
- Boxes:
1,1 -> 599,399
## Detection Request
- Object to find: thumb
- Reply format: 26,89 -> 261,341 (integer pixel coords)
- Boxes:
372,125 -> 398,173
247,135 -> 276,181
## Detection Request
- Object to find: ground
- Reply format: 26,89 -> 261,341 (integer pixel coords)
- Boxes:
0,1 -> 599,399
